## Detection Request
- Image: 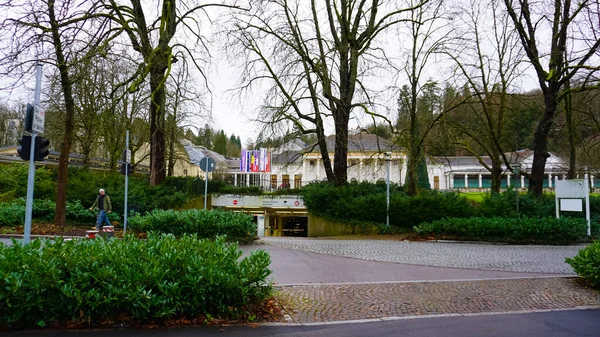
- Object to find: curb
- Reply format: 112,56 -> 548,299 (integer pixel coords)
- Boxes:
272,275 -> 576,287
261,306 -> 600,327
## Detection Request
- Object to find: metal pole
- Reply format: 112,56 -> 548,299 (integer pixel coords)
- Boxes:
124,130 -> 129,234
204,159 -> 209,210
585,174 -> 591,236
386,158 -> 390,228
555,176 -> 559,219
516,185 -> 519,213
23,64 -> 43,245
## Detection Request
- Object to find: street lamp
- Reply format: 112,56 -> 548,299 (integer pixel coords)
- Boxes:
513,163 -> 521,213
384,152 -> 392,228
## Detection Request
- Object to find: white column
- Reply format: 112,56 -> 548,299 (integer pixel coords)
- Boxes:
246,173 -> 250,187
507,173 -> 511,187
464,174 -> 468,189
478,174 -> 483,188
562,174 -> 566,180
316,159 -> 320,180
302,158 -> 307,182
548,173 -> 552,188
234,174 -> 237,187
521,175 -> 525,188
360,160 -> 364,182
591,175 -> 595,189
450,174 -> 454,189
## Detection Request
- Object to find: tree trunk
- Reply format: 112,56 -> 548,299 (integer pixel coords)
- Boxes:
149,68 -> 167,186
333,108 -> 349,186
49,1 -> 75,226
529,94 -> 556,195
490,156 -> 502,194
315,118 -> 334,182
565,79 -> 576,179
406,88 -> 420,196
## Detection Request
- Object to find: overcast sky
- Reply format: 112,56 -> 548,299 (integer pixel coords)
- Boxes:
0,0 -> 545,149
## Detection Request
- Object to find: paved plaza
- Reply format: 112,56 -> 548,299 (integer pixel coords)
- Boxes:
277,278 -> 600,324
260,237 -> 584,274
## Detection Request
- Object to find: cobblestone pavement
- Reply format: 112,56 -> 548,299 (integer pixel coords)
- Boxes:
277,278 -> 600,324
261,237 -> 583,274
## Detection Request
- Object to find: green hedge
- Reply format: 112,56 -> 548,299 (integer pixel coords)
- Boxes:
0,164 -> 189,216
414,217 -> 591,245
128,209 -> 257,242
566,241 -> 600,287
0,234 -> 272,328
302,181 -> 474,228
0,200 -> 121,226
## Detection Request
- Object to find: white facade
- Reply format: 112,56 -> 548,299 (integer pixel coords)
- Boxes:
226,136 -> 588,191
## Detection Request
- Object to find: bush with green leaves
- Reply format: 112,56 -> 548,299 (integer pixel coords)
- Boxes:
566,241 -> 600,287
302,181 -> 473,228
128,209 -> 257,242
0,234 -> 272,328
414,217 -> 590,244
0,200 -> 120,226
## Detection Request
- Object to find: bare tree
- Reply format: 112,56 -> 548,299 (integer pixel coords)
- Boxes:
0,0 -> 117,225
445,0 -> 525,193
228,0 -> 428,185
503,0 -> 600,196
395,0 -> 449,195
165,59 -> 209,176
102,0 -> 239,185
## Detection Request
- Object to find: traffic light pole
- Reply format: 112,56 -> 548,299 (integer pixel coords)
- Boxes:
23,64 -> 43,245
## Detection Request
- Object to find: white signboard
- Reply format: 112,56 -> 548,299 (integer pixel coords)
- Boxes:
211,194 -> 305,208
560,199 -> 583,212
555,175 -> 591,236
32,105 -> 45,134
125,150 -> 131,164
555,179 -> 587,198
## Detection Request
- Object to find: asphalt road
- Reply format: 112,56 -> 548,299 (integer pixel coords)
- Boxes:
6,309 -> 599,337
242,244 -> 565,285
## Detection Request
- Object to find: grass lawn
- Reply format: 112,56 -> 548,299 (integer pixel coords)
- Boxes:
461,192 -> 486,203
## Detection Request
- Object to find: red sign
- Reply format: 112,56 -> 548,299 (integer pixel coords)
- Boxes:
294,200 -> 300,206
233,200 -> 238,205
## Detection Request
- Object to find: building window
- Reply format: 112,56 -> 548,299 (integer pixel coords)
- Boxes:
434,176 -> 440,190
294,174 -> 302,188
271,174 -> 277,189
309,160 -> 316,166
282,174 -> 290,188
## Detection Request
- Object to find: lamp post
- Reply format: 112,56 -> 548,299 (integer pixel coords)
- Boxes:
513,164 -> 521,213
385,152 -> 392,228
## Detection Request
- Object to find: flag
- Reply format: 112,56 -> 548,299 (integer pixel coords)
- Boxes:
240,150 -> 246,172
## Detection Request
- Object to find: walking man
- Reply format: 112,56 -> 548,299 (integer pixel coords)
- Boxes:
89,188 -> 112,230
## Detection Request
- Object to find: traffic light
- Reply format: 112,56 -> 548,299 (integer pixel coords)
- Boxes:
34,137 -> 50,161
119,164 -> 134,175
17,135 -> 31,160
23,103 -> 34,132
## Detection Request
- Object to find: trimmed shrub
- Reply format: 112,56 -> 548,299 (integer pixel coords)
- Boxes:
478,190 -> 556,218
128,209 -> 257,242
566,241 -> 600,287
302,181 -> 473,228
0,234 -> 272,328
414,217 -> 590,245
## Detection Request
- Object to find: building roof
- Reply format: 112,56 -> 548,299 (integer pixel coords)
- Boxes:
272,151 -> 303,164
308,134 -> 399,153
182,140 -> 230,166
